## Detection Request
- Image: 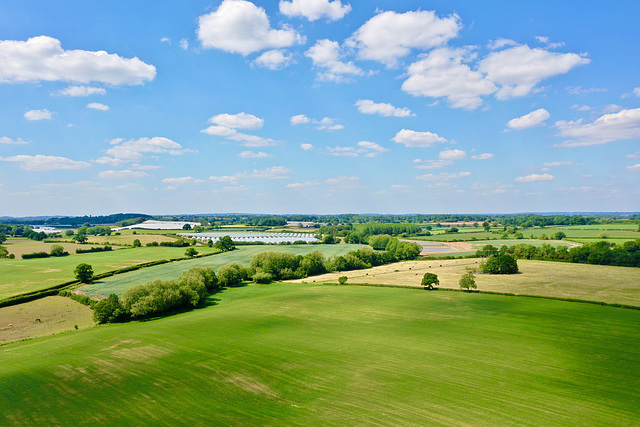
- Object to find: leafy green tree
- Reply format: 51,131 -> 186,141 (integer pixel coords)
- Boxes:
74,263 -> 94,283
338,276 -> 348,285
185,247 -> 198,257
182,223 -> 192,230
368,234 -> 392,250
132,239 -> 142,247
0,233 -> 6,244
553,231 -> 567,240
93,294 -> 128,324
73,233 -> 88,244
214,235 -> 235,252
65,230 -> 75,237
481,254 -> 519,274
323,234 -> 336,244
421,273 -> 439,290
50,244 -> 65,257
0,246 -> 8,259
217,263 -> 245,287
459,269 -> 477,291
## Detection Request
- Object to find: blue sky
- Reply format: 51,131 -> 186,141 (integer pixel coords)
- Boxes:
1,0 -> 639,216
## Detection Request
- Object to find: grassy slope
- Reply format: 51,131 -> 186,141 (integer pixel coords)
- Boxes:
294,259 -> 640,307
81,244 -> 362,298
1,284 -> 639,425
0,246 -> 220,300
0,296 -> 93,343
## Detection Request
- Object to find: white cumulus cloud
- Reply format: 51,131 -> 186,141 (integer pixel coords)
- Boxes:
555,108 -> 640,147
0,154 -> 91,171
57,85 -> 106,96
279,0 -> 351,21
348,10 -> 460,66
515,173 -> 554,182
471,153 -> 494,160
327,141 -> 389,158
0,136 -> 29,145
208,112 -> 264,129
24,109 -> 52,120
354,99 -> 413,117
0,36 -> 156,85
402,48 -> 497,110
305,39 -> 363,82
392,129 -> 447,147
201,125 -> 273,147
87,102 -> 109,111
96,137 -> 191,165
506,108 -> 550,130
197,0 -> 303,55
291,114 -> 311,125
239,150 -> 272,158
253,49 -> 294,70
162,176 -> 205,185
439,149 -> 466,160
300,143 -> 313,151
479,45 -> 589,99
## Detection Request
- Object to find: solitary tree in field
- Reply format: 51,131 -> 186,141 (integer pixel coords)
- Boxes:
132,239 -> 142,247
73,233 -> 88,244
50,244 -> 65,257
421,273 -> 439,290
459,269 -> 477,291
338,276 -> 348,285
185,247 -> 198,257
74,263 -> 94,283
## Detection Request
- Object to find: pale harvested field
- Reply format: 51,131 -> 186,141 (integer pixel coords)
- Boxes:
0,296 -> 94,343
3,238 -> 118,258
290,259 -> 640,307
86,233 -> 177,246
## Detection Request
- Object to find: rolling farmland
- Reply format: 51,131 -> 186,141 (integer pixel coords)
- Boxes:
1,284 -> 639,425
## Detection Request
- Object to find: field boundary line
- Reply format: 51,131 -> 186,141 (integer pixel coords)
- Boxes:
0,251 -> 220,309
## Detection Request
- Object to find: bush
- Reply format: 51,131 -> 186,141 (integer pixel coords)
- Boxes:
76,245 -> 112,254
93,294 -> 129,324
338,276 -> 348,285
22,251 -> 50,259
253,271 -> 273,284
133,239 -> 142,247
480,254 -> 519,274
217,263 -> 246,287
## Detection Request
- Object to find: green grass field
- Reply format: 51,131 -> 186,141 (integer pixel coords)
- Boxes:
0,246 -> 220,300
1,284 -> 639,425
81,244 -> 362,298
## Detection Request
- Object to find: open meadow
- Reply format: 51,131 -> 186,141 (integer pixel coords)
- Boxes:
0,296 -> 93,343
0,245 -> 220,300
1,283 -> 639,425
81,244 -> 362,298
292,259 -> 640,307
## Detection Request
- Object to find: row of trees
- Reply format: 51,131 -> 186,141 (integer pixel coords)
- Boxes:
92,267 -> 219,323
476,240 -> 640,268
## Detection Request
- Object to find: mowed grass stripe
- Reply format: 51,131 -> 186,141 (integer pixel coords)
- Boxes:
81,244 -> 362,298
2,284 -> 639,425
